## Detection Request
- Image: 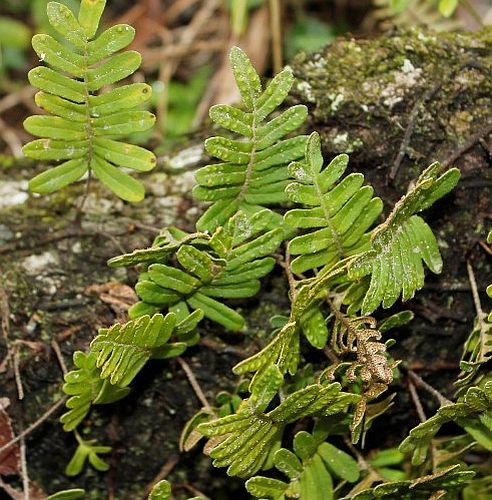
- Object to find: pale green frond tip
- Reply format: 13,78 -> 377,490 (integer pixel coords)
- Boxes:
79,0 -> 107,39
24,0 -> 156,202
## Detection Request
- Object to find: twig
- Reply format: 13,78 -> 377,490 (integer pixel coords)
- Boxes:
51,339 -> 68,375
389,81 -> 442,180
0,396 -> 68,456
142,455 -> 180,499
20,436 -> 29,500
343,436 -> 380,478
269,0 -> 282,73
406,370 -> 452,406
13,348 -> 24,401
441,122 -> 492,168
408,380 -> 426,422
176,357 -> 213,413
0,86 -> 36,114
466,260 -> 488,362
0,116 -> 23,158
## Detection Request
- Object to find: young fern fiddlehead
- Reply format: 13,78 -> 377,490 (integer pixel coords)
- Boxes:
23,0 -> 156,201
193,46 -> 308,231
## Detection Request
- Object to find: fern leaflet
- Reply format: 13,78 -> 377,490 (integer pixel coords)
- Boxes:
128,210 -> 284,331
23,0 -> 156,201
285,132 -> 383,274
193,46 -> 308,231
349,161 -> 460,314
60,351 -> 130,431
198,365 -> 359,478
90,312 -> 195,387
246,428 -> 359,499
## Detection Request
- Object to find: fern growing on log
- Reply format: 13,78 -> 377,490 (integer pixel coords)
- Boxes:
232,132 -> 459,386
193,47 -> 308,231
61,312 -> 200,431
23,0 -> 156,201
125,210 -> 284,331
52,45 -> 489,499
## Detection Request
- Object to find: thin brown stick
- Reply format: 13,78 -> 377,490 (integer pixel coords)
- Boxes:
407,370 -> 452,406
0,396 -> 68,455
13,349 -> 24,401
142,455 -> 180,499
51,339 -> 68,375
0,86 -> 36,114
466,259 -> 488,362
408,380 -> 426,422
441,122 -> 492,168
20,436 -> 29,500
390,81 -> 442,180
176,357 -> 213,413
269,0 -> 282,73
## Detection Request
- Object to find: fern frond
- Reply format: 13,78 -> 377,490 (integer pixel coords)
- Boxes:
23,0 -> 156,201
193,47 -> 308,231
60,351 -> 130,431
348,161 -> 460,314
129,210 -> 284,331
90,313 -> 194,387
285,132 -> 383,274
347,464 -> 474,499
65,433 -> 111,476
399,382 -> 492,465
246,429 -> 360,499
198,367 -> 358,478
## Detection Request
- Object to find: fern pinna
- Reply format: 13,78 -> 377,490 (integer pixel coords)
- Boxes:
193,46 -> 308,231
114,209 -> 284,331
61,312 -> 200,431
233,132 -> 460,387
23,0 -> 156,201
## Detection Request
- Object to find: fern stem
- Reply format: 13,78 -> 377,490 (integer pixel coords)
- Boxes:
314,170 -> 345,260
466,260 -> 488,363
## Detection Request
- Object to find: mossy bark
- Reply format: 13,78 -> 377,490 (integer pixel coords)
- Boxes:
0,28 -> 490,498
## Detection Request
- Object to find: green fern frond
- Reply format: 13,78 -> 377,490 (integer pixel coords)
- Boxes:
284,132 -> 383,274
65,433 -> 111,476
23,0 -> 156,201
347,464 -> 474,499
348,161 -> 460,314
193,46 -> 308,231
129,210 -> 284,331
246,429 -> 360,499
399,382 -> 492,465
90,313 -> 194,387
60,351 -> 130,431
198,366 -> 358,478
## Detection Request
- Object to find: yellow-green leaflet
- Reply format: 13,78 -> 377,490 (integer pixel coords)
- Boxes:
24,0 -> 156,201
